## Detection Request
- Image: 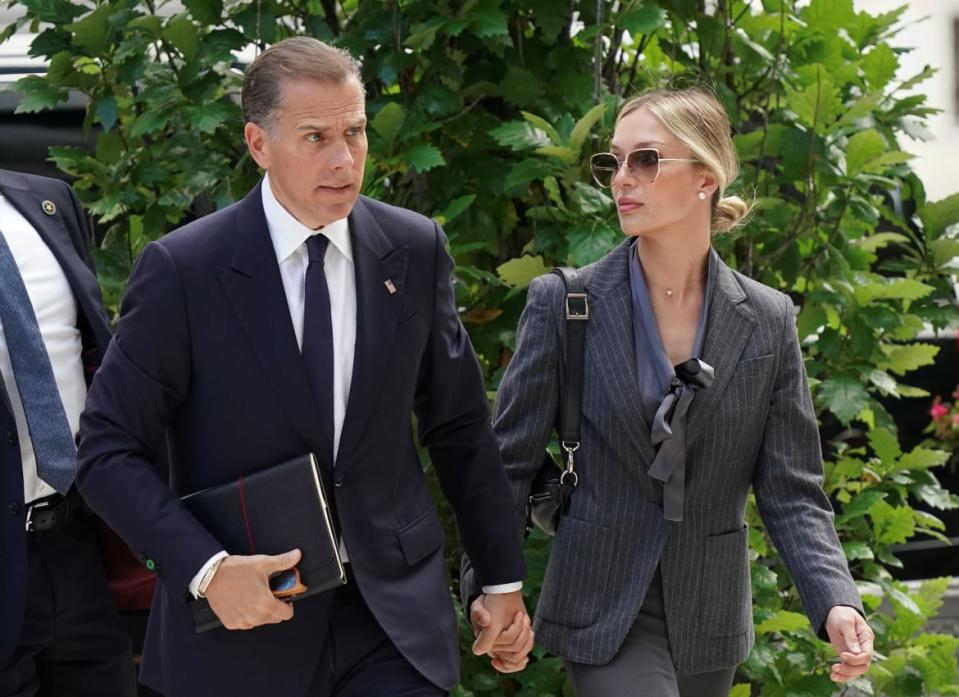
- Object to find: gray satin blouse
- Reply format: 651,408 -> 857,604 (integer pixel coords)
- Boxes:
628,241 -> 717,521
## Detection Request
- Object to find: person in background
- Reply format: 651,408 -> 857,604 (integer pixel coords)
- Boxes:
0,168 -> 137,697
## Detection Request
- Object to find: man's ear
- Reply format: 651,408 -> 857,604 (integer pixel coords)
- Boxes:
245,121 -> 271,171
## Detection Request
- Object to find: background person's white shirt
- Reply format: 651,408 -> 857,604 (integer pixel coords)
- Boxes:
0,192 -> 86,505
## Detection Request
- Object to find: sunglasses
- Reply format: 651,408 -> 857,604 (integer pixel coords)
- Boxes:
589,148 -> 699,187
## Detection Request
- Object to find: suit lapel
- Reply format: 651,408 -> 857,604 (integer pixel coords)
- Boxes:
215,182 -> 329,461
0,180 -> 112,359
335,198 -> 409,468
583,241 -> 656,468
685,259 -> 756,438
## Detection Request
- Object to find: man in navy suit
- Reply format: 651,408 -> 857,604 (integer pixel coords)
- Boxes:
76,37 -> 531,697
0,169 -> 136,696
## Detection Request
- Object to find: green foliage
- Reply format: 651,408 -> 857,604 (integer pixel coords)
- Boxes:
6,1 -> 959,695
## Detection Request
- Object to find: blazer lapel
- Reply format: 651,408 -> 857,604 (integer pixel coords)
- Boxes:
583,240 -> 657,468
685,258 -> 757,438
335,197 -> 409,468
1,180 -> 112,357
215,182 -> 329,461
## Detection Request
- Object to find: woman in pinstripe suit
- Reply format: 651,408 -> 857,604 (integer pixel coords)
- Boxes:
464,88 -> 875,696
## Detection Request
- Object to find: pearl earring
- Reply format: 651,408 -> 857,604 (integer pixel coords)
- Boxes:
697,191 -> 707,201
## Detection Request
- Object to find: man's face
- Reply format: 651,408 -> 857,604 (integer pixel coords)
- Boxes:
245,77 -> 367,228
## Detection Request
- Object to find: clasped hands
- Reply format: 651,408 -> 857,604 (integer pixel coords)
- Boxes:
470,591 -> 535,673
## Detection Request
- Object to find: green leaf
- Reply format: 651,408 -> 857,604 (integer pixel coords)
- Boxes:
405,143 -> 445,172
571,182 -> 613,215
504,158 -> 563,189
568,103 -> 606,154
534,145 -> 578,164
496,255 -> 550,289
870,500 -> 915,544
436,195 -> 475,224
819,376 -> 870,424
868,427 -> 901,464
729,686 -> 751,697
846,129 -> 885,175
65,4 -> 111,54
489,121 -> 551,150
371,102 -> 406,147
467,5 -> 508,37
164,14 -> 199,62
184,102 -> 235,134
843,541 -> 875,561
183,0 -> 223,25
797,304 -> 826,339
755,610 -> 809,634
862,44 -> 899,89
928,238 -> 959,267
899,447 -> 950,471
879,343 -> 939,376
521,112 -> 561,145
836,489 -> 886,525
13,75 -> 66,113
855,279 -> 936,304
130,109 -> 171,137
618,4 -> 667,34
854,232 -> 909,253
786,72 -> 840,127
920,193 -> 959,236
94,96 -> 118,132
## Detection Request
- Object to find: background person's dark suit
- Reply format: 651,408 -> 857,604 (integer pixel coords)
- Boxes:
75,181 -> 526,697
0,168 -> 135,696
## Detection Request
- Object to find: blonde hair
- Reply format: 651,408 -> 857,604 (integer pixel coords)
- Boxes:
617,87 -> 751,233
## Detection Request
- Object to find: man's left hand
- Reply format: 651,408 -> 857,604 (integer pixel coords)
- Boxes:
824,605 -> 874,682
470,591 -> 533,673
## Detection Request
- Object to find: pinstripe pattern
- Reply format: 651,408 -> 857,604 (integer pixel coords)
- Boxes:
469,239 -> 862,674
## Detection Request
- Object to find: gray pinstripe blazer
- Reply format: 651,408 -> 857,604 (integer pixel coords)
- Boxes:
465,239 -> 862,674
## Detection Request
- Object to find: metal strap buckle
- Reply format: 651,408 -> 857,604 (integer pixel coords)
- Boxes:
24,496 -> 64,533
565,293 -> 589,320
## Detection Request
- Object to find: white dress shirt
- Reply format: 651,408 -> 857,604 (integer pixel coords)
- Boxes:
190,175 -> 520,596
0,192 -> 86,504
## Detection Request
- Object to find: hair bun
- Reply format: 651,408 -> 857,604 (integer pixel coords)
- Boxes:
712,195 -> 751,233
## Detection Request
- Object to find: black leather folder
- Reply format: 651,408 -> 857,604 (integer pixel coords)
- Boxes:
182,453 -> 346,632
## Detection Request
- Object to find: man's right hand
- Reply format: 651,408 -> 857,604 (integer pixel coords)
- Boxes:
204,549 -> 301,630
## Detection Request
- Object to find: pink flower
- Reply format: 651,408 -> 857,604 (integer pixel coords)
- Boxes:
931,401 -> 949,421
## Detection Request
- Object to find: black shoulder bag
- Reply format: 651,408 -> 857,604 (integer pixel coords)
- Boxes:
527,267 -> 588,537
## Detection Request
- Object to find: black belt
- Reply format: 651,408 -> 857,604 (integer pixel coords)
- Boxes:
25,488 -> 85,534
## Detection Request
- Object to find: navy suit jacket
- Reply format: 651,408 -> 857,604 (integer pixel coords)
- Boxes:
0,169 -> 112,659
76,181 -> 526,697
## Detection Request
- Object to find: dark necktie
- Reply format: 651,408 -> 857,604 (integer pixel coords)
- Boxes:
302,234 -> 335,468
0,229 -> 77,494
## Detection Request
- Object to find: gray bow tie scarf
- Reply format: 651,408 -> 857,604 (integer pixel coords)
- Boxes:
648,358 -> 714,522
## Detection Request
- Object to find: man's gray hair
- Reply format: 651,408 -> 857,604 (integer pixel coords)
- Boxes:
242,37 -> 363,129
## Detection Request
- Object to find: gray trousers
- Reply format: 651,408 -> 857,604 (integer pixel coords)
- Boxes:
565,570 -> 736,697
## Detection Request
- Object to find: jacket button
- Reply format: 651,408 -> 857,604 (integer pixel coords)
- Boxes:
8,502 -> 21,515
334,477 -> 344,488
6,432 -> 17,445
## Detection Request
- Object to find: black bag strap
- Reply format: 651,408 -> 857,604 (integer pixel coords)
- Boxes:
551,267 -> 588,457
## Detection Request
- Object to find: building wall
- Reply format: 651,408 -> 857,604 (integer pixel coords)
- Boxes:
855,0 -> 959,203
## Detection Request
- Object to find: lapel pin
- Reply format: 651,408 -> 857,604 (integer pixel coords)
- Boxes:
384,279 -> 397,295
41,200 -> 56,216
